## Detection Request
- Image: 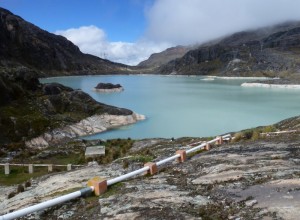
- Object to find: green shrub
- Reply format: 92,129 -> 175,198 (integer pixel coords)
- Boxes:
7,191 -> 16,199
244,130 -> 254,139
262,125 -> 276,133
25,181 -> 31,188
17,184 -> 25,193
233,132 -> 243,142
98,139 -> 134,164
128,155 -> 154,163
122,160 -> 129,169
251,130 -> 260,141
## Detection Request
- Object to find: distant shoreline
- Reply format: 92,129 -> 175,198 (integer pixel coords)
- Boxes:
203,76 -> 271,80
241,82 -> 300,89
40,74 -> 272,80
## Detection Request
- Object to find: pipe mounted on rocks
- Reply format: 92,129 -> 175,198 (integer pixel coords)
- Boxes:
0,187 -> 94,220
0,134 -> 231,220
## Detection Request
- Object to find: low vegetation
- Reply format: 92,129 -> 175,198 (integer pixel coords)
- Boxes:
232,125 -> 277,142
0,138 -> 135,186
0,166 -> 49,185
99,182 -> 125,199
93,138 -> 135,164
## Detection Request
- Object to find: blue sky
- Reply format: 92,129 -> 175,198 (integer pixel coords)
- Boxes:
0,0 -> 152,42
2,0 -> 300,65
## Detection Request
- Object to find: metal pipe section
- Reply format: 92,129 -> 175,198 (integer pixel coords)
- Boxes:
186,134 -> 230,154
0,187 -> 94,220
156,154 -> 180,166
186,142 -> 206,154
107,154 -> 180,185
186,137 -> 216,154
0,134 -> 231,220
107,166 -> 149,186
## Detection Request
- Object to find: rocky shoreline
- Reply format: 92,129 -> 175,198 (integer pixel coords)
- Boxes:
241,82 -> 300,89
25,112 -> 146,149
241,78 -> 300,89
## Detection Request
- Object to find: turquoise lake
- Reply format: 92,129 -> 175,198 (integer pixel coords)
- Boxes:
40,75 -> 300,139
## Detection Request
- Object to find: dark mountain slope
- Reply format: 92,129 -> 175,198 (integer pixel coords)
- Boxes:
138,46 -> 191,68
158,21 -> 300,77
0,8 -> 129,76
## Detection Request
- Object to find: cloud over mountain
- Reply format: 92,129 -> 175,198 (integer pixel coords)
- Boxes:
145,0 -> 300,45
55,0 -> 300,65
55,26 -> 170,65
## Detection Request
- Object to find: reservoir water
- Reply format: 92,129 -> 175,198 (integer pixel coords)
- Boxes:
40,75 -> 300,139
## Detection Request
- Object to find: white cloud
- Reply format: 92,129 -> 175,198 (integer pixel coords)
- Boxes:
55,0 -> 300,65
55,26 -> 170,65
145,0 -> 300,45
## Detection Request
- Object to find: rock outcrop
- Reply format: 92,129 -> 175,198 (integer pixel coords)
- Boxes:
26,113 -> 145,149
93,83 -> 124,93
138,45 -> 191,68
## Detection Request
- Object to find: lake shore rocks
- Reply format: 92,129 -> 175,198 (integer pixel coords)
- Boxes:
241,78 -> 300,89
93,83 -> 124,93
241,82 -> 300,89
0,67 -> 144,152
25,112 -> 145,149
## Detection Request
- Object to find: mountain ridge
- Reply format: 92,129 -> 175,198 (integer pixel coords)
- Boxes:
156,21 -> 300,78
137,45 -> 192,68
0,7 -> 130,76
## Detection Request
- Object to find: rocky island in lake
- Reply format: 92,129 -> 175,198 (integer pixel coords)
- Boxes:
93,82 -> 124,93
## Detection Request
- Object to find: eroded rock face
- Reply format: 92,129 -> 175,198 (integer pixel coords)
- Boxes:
25,113 -> 146,149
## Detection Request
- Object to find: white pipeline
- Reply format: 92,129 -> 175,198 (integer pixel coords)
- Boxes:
1,134 -> 231,220
156,154 -> 180,166
186,136 -> 221,154
107,166 -> 149,186
186,142 -> 207,154
109,134 -> 230,184
0,187 -> 93,220
109,134 -> 230,185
